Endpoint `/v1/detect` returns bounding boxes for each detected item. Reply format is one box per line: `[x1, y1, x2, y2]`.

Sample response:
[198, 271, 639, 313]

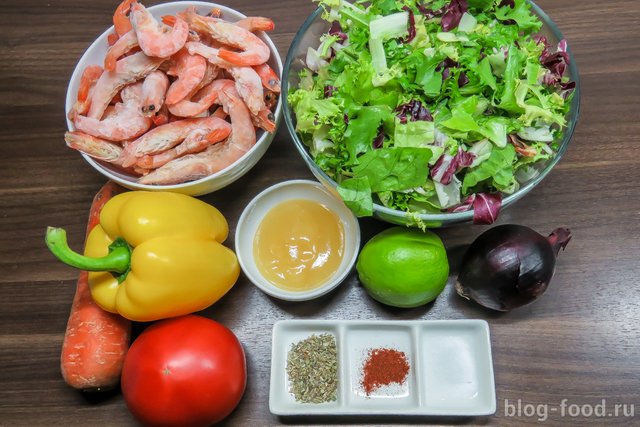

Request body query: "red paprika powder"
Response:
[361, 347, 410, 395]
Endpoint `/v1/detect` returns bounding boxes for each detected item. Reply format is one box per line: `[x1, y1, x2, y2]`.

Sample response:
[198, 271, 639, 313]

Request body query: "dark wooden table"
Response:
[1, 0, 638, 425]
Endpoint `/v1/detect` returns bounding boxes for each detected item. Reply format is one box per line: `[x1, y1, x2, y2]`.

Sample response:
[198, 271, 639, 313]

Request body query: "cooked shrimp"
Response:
[165, 49, 207, 105]
[88, 51, 164, 119]
[141, 70, 169, 116]
[226, 66, 264, 116]
[136, 124, 231, 169]
[264, 90, 278, 110]
[76, 65, 103, 103]
[185, 41, 226, 65]
[185, 42, 267, 116]
[139, 82, 256, 185]
[68, 65, 103, 120]
[235, 17, 275, 32]
[152, 104, 170, 126]
[119, 116, 231, 167]
[167, 79, 226, 118]
[253, 62, 280, 93]
[104, 30, 138, 72]
[74, 82, 152, 141]
[183, 12, 270, 66]
[187, 43, 276, 131]
[205, 8, 223, 19]
[130, 2, 189, 58]
[252, 108, 277, 133]
[113, 0, 136, 37]
[65, 131, 125, 166]
[107, 32, 120, 47]
[211, 106, 227, 119]
[102, 105, 118, 119]
[196, 62, 219, 91]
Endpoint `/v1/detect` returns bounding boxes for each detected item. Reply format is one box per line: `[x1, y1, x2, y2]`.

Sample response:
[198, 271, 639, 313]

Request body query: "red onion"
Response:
[455, 225, 571, 311]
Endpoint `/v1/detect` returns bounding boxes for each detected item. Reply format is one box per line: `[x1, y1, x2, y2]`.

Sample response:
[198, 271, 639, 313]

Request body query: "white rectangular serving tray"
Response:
[269, 319, 496, 417]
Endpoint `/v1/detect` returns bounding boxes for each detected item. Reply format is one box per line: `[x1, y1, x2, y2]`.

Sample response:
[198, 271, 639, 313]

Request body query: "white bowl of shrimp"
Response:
[65, 1, 283, 196]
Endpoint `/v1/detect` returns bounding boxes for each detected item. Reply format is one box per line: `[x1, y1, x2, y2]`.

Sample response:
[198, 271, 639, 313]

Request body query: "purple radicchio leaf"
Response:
[540, 39, 572, 89]
[541, 39, 570, 75]
[329, 21, 348, 43]
[431, 148, 476, 185]
[560, 80, 576, 99]
[437, 58, 459, 71]
[431, 153, 452, 182]
[534, 35, 550, 58]
[542, 51, 569, 79]
[343, 114, 349, 125]
[498, 0, 515, 7]
[441, 0, 468, 32]
[449, 194, 476, 213]
[417, 3, 446, 19]
[558, 39, 568, 53]
[472, 192, 502, 224]
[458, 71, 470, 87]
[401, 6, 417, 44]
[324, 85, 337, 98]
[372, 126, 385, 149]
[395, 100, 433, 124]
[542, 72, 557, 86]
[437, 58, 459, 81]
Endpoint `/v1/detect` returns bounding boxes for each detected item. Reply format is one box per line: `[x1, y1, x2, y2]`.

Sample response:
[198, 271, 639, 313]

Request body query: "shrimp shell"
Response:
[88, 52, 164, 120]
[130, 2, 189, 59]
[119, 116, 231, 167]
[183, 12, 270, 67]
[139, 82, 256, 185]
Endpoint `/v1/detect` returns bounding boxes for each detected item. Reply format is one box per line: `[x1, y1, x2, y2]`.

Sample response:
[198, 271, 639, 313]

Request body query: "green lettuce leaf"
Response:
[352, 147, 432, 192]
[344, 105, 393, 161]
[515, 81, 566, 126]
[479, 117, 509, 147]
[497, 45, 525, 113]
[288, 88, 341, 133]
[462, 144, 516, 193]
[414, 54, 444, 97]
[440, 108, 481, 133]
[495, 0, 543, 32]
[477, 56, 497, 90]
[394, 120, 435, 147]
[337, 176, 373, 217]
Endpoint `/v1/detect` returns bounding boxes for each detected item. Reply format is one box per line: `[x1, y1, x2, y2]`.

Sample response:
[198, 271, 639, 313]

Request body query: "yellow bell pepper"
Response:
[45, 191, 240, 322]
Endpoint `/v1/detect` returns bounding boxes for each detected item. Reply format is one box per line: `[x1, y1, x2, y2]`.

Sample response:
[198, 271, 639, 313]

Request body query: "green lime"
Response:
[356, 227, 449, 308]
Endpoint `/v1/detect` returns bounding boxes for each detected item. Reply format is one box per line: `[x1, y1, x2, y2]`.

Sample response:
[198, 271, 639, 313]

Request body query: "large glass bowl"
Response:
[282, 1, 580, 227]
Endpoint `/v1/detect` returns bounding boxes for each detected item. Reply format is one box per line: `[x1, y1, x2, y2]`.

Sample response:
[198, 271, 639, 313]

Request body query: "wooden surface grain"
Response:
[1, 0, 639, 426]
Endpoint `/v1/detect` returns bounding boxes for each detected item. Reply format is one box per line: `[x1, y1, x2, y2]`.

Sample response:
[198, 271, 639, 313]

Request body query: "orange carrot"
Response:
[60, 181, 132, 391]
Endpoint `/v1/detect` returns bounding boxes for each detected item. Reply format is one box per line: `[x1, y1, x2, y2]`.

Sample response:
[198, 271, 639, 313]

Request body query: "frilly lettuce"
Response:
[289, 0, 574, 223]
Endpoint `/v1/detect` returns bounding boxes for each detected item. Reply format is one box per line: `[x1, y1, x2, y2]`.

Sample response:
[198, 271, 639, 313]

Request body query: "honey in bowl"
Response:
[254, 199, 345, 292]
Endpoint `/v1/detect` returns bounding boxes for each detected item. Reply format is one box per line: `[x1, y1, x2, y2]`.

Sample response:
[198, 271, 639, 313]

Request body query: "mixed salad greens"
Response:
[288, 0, 575, 224]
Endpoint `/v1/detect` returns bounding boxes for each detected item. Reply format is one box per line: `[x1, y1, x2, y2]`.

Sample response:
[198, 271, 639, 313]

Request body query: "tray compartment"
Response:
[418, 320, 496, 415]
[342, 323, 418, 410]
[270, 321, 342, 414]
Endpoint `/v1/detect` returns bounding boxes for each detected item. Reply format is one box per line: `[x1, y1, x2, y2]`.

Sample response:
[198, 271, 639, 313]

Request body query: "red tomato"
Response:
[121, 315, 246, 427]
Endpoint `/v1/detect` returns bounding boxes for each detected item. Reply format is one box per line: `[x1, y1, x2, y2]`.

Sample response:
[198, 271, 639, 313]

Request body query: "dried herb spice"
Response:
[361, 347, 410, 395]
[286, 333, 338, 403]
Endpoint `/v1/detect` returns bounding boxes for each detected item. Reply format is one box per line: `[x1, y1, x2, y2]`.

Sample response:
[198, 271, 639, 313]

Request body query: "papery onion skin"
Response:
[455, 225, 571, 311]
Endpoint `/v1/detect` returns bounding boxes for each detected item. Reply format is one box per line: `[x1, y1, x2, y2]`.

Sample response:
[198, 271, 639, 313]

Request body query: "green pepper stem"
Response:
[45, 226, 131, 274]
